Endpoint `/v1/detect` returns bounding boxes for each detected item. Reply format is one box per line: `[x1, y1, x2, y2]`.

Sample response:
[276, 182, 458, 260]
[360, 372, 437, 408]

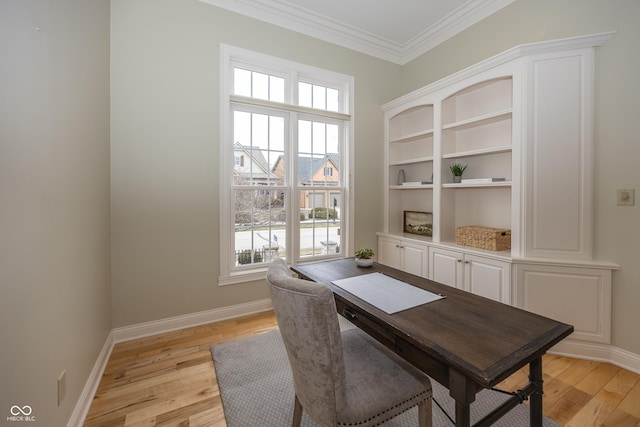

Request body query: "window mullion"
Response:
[289, 111, 300, 264]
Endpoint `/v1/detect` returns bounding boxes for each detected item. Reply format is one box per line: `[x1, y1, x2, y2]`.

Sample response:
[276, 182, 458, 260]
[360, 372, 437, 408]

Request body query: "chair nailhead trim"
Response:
[337, 390, 432, 426]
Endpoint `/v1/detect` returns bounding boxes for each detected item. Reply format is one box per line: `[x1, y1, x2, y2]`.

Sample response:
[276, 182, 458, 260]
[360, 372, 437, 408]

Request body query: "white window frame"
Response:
[219, 44, 355, 285]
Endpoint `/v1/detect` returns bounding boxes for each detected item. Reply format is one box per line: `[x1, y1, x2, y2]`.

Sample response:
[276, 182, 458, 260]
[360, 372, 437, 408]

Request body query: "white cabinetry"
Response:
[513, 263, 612, 344]
[377, 33, 619, 350]
[429, 246, 510, 303]
[377, 234, 428, 278]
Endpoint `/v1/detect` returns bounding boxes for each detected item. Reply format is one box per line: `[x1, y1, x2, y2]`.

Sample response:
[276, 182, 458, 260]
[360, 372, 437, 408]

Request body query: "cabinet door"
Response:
[402, 242, 427, 278]
[429, 247, 463, 289]
[522, 51, 594, 260]
[513, 263, 611, 344]
[465, 255, 511, 303]
[378, 237, 402, 270]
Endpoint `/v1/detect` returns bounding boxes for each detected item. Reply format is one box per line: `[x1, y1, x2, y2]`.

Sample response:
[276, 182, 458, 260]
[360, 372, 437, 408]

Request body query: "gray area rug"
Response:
[211, 318, 562, 427]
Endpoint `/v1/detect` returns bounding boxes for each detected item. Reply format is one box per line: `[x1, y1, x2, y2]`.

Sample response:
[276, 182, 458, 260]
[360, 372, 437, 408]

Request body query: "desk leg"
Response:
[449, 368, 476, 427]
[529, 357, 543, 427]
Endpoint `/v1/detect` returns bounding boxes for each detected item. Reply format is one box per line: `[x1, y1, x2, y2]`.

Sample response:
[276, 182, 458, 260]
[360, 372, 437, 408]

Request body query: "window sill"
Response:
[218, 267, 269, 286]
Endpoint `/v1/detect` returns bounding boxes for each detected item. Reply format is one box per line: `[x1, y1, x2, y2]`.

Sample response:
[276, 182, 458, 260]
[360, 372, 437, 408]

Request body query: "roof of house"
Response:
[233, 142, 279, 180]
[297, 154, 340, 184]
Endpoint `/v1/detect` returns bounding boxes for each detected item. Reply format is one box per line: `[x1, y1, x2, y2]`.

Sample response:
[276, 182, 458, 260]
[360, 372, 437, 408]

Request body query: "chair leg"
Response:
[418, 398, 432, 427]
[292, 395, 303, 427]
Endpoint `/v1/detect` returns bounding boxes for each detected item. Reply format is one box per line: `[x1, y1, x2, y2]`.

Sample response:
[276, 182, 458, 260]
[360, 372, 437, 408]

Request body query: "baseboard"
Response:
[67, 331, 114, 427]
[111, 298, 274, 343]
[551, 339, 640, 374]
[610, 346, 640, 374]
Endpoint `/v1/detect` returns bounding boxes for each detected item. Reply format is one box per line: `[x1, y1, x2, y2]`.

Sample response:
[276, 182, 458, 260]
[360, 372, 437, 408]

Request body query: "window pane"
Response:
[252, 72, 269, 100]
[233, 111, 251, 145]
[235, 189, 287, 265]
[299, 82, 341, 112]
[312, 85, 326, 110]
[234, 68, 251, 97]
[327, 88, 339, 112]
[327, 123, 339, 156]
[312, 122, 326, 156]
[234, 111, 285, 186]
[270, 76, 285, 103]
[297, 120, 341, 187]
[299, 190, 341, 259]
[299, 82, 312, 108]
[298, 120, 312, 154]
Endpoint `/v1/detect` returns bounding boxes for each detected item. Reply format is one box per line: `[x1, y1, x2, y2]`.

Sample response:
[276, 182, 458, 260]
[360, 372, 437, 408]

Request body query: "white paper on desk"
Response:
[331, 272, 444, 314]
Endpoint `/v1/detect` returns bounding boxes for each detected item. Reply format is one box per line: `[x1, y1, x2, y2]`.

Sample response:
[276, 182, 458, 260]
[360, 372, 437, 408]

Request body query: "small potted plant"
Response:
[449, 163, 468, 183]
[354, 248, 375, 267]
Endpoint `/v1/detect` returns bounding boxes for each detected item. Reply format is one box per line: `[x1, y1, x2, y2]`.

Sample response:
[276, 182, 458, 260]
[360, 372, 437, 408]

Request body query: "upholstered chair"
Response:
[266, 258, 432, 427]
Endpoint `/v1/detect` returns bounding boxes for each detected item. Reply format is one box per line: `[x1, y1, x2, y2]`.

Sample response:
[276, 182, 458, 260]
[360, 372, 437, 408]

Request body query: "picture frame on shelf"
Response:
[404, 211, 433, 237]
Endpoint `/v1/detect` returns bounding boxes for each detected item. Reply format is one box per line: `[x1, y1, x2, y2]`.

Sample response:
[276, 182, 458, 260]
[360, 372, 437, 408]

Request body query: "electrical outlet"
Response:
[617, 188, 635, 206]
[57, 370, 66, 406]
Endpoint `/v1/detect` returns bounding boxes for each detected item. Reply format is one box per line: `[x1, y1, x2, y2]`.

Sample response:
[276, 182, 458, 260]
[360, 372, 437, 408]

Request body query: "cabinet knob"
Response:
[457, 259, 462, 263]
[464, 260, 470, 264]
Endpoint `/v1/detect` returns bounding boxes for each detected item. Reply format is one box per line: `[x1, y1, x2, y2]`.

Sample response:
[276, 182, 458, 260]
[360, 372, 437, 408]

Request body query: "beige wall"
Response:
[109, 0, 401, 327]
[0, 0, 111, 425]
[401, 0, 640, 355]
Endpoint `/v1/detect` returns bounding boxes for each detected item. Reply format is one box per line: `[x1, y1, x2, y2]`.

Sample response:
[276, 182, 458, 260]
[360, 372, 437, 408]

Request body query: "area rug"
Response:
[211, 318, 562, 427]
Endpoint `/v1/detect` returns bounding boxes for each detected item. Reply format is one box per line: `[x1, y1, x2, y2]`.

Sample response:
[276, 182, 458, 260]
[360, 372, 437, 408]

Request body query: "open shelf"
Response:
[442, 109, 511, 131]
[442, 145, 512, 159]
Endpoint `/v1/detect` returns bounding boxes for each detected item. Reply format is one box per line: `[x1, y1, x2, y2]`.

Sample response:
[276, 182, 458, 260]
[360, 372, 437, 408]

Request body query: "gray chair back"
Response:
[266, 258, 344, 426]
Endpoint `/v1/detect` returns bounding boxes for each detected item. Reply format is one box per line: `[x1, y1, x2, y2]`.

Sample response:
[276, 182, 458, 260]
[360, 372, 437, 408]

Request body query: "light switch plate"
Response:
[617, 188, 635, 206]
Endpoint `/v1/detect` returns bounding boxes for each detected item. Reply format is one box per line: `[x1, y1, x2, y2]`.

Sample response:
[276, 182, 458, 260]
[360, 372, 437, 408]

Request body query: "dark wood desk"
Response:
[291, 258, 573, 427]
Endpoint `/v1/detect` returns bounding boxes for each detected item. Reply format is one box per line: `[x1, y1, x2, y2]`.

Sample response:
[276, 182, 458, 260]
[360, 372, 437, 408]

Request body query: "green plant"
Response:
[310, 207, 338, 219]
[449, 163, 468, 176]
[237, 249, 262, 265]
[354, 247, 375, 259]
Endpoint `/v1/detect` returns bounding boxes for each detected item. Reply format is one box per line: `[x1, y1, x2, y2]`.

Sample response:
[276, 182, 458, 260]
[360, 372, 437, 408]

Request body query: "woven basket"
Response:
[455, 226, 511, 251]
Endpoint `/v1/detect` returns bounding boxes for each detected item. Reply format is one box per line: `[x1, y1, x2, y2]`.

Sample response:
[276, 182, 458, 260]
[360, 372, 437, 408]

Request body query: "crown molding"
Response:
[382, 31, 617, 111]
[402, 0, 516, 63]
[199, 0, 516, 65]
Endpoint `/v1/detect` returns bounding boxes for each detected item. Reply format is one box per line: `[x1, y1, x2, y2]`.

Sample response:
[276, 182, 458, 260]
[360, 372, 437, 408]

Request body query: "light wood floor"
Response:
[84, 311, 640, 426]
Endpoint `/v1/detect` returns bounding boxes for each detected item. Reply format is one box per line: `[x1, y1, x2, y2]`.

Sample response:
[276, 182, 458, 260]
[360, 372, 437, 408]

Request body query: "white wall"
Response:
[401, 0, 640, 355]
[109, 0, 402, 327]
[0, 0, 111, 425]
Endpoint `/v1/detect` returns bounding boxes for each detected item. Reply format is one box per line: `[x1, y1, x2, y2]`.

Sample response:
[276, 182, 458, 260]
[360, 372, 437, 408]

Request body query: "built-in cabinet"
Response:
[429, 246, 510, 304]
[513, 262, 612, 344]
[378, 235, 428, 278]
[378, 33, 619, 350]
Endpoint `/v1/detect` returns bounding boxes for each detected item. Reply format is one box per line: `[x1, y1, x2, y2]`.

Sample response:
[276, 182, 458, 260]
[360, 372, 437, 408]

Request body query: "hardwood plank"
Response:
[188, 407, 226, 427]
[565, 397, 615, 427]
[575, 363, 621, 395]
[602, 407, 640, 427]
[597, 368, 640, 408]
[545, 386, 591, 426]
[618, 379, 640, 419]
[556, 358, 599, 386]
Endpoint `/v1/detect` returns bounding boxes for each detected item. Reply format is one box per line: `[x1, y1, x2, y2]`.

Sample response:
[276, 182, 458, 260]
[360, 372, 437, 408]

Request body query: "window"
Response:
[220, 45, 354, 284]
